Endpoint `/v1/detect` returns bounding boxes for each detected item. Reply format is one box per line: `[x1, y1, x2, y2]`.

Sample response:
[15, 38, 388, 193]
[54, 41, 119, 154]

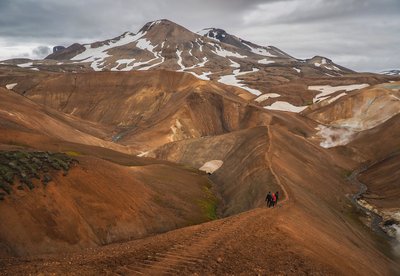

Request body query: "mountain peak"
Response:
[197, 28, 228, 41]
[138, 19, 191, 35]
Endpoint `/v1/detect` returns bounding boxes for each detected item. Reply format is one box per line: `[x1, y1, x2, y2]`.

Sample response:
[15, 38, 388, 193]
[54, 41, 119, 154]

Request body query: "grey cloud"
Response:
[32, 45, 51, 58]
[0, 0, 398, 71]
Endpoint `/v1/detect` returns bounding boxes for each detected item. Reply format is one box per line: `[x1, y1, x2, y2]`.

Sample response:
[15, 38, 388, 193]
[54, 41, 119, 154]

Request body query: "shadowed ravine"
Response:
[348, 153, 400, 257]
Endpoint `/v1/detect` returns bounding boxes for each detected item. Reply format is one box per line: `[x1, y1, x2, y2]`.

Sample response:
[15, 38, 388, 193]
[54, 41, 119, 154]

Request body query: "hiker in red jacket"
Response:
[271, 192, 276, 208]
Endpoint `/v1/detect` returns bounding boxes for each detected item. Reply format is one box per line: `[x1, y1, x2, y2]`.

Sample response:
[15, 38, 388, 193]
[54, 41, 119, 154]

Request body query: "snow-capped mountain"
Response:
[380, 69, 400, 76]
[1, 19, 359, 111]
[42, 19, 350, 78]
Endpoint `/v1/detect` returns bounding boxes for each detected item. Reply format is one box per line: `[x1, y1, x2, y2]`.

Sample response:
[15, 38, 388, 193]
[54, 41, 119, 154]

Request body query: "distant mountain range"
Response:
[380, 69, 400, 76]
[0, 19, 396, 113]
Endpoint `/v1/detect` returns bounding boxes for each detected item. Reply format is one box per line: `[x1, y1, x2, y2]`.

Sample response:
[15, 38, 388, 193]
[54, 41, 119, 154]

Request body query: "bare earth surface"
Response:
[0, 203, 340, 276]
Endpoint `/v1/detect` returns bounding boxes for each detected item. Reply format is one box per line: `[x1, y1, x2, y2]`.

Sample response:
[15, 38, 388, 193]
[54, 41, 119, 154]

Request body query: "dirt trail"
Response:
[2, 205, 309, 275]
[266, 125, 289, 203]
[114, 210, 261, 275]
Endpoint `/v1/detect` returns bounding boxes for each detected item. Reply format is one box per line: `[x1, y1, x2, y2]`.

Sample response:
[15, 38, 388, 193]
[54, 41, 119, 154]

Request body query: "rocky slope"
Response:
[1, 19, 373, 112]
[0, 18, 399, 275]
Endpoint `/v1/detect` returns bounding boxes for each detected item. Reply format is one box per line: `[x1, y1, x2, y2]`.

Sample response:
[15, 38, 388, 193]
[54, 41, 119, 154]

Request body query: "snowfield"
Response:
[309, 84, 370, 103]
[71, 30, 150, 71]
[264, 101, 308, 113]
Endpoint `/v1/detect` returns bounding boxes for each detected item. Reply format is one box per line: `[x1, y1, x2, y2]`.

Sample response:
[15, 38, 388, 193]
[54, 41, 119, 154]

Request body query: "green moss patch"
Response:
[0, 151, 78, 200]
[197, 182, 218, 220]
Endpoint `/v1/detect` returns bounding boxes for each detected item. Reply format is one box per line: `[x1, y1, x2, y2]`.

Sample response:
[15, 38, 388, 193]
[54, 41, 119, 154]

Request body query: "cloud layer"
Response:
[0, 0, 399, 71]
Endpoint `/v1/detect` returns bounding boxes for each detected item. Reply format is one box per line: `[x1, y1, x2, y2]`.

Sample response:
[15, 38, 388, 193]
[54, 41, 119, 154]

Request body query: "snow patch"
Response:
[212, 44, 247, 58]
[111, 58, 136, 71]
[264, 101, 307, 113]
[135, 38, 157, 56]
[18, 62, 33, 68]
[199, 160, 223, 174]
[218, 68, 261, 96]
[314, 58, 327, 67]
[255, 93, 280, 103]
[309, 84, 370, 103]
[137, 151, 149, 157]
[138, 57, 164, 70]
[176, 49, 184, 70]
[293, 67, 301, 73]
[197, 57, 208, 67]
[5, 83, 17, 90]
[188, 71, 212, 80]
[229, 59, 240, 68]
[242, 42, 277, 57]
[71, 31, 147, 71]
[258, 59, 275, 65]
[195, 38, 204, 52]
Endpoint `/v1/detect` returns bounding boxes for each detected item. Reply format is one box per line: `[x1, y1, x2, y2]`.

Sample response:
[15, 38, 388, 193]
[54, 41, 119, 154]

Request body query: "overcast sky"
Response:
[0, 0, 399, 72]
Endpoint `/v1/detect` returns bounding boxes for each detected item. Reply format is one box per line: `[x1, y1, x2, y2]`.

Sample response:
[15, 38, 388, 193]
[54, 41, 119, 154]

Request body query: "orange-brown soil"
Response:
[0, 69, 399, 275]
[359, 153, 400, 210]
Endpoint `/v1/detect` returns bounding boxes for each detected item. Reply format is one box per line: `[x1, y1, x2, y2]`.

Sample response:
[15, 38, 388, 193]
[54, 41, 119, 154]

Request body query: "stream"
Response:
[348, 163, 400, 262]
[348, 166, 390, 239]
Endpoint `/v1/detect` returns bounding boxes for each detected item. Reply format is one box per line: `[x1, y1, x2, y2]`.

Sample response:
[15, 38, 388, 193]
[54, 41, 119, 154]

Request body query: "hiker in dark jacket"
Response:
[265, 191, 272, 207]
[275, 191, 280, 206]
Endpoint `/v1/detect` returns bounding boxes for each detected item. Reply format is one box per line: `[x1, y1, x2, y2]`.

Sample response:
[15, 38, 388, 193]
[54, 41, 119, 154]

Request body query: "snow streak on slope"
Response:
[313, 58, 342, 71]
[111, 59, 136, 71]
[230, 59, 240, 68]
[212, 44, 247, 58]
[309, 84, 370, 103]
[258, 59, 275, 65]
[218, 68, 261, 96]
[71, 31, 148, 71]
[187, 71, 212, 80]
[242, 42, 277, 57]
[135, 38, 157, 55]
[176, 49, 186, 71]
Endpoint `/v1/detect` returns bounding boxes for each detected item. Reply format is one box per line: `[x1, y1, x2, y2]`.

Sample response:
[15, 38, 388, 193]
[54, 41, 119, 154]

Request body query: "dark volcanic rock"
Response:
[45, 43, 85, 60]
[53, 46, 66, 53]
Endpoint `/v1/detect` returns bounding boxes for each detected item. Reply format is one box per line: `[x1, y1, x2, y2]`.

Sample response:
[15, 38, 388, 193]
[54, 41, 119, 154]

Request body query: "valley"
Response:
[0, 19, 399, 275]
